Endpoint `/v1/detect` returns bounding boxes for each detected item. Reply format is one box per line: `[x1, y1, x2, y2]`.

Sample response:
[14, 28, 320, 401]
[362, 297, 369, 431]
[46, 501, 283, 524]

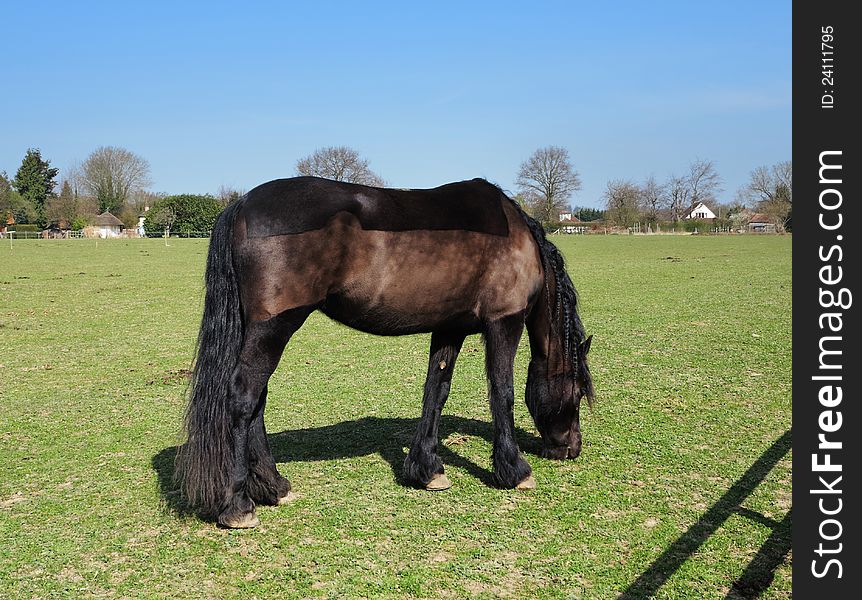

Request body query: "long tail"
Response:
[174, 198, 246, 516]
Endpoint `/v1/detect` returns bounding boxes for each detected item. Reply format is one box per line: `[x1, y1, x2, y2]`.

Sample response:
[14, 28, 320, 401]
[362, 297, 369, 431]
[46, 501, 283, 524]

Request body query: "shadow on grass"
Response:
[620, 429, 792, 599]
[152, 422, 792, 595]
[152, 415, 543, 516]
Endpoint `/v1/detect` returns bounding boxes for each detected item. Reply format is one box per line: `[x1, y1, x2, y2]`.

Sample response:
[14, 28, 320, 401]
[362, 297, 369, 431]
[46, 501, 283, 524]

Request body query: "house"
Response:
[94, 211, 124, 238]
[747, 213, 776, 233]
[558, 212, 587, 234]
[684, 201, 716, 221]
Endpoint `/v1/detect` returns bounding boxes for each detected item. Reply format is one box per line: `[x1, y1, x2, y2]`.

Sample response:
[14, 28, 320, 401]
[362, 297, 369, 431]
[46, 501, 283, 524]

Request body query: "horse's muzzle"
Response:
[541, 444, 580, 460]
[541, 428, 581, 460]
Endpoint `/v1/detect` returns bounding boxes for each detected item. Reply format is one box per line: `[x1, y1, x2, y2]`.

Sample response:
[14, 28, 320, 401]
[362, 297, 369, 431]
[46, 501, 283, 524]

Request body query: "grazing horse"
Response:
[176, 176, 594, 528]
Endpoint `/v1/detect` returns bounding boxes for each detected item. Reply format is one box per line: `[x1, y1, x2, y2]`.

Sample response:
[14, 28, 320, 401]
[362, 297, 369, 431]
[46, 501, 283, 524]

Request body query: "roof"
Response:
[559, 215, 582, 223]
[684, 200, 716, 217]
[748, 213, 770, 223]
[94, 211, 124, 227]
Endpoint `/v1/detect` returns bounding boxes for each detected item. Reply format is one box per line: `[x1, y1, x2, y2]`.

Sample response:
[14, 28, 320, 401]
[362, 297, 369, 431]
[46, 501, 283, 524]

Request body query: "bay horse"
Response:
[176, 176, 594, 528]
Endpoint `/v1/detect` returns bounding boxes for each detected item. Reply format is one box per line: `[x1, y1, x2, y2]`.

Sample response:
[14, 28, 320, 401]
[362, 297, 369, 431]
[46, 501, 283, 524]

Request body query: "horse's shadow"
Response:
[151, 415, 543, 515]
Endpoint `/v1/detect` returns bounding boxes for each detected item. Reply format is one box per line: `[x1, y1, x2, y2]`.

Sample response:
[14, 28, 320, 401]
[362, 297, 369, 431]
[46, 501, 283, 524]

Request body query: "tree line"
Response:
[1, 145, 791, 234]
[511, 148, 791, 232]
[599, 158, 791, 232]
[1, 147, 157, 230]
[0, 147, 239, 234]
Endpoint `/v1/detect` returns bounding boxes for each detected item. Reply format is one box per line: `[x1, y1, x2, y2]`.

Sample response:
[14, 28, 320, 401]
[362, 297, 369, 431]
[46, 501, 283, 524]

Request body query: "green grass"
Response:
[0, 234, 791, 598]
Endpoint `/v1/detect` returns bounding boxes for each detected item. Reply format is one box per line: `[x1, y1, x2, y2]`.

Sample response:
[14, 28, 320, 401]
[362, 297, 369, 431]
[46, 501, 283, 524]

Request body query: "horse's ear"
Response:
[580, 335, 593, 355]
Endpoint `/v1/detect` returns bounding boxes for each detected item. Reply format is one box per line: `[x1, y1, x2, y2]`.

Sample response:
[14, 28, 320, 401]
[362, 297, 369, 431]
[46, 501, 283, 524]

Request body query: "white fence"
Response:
[1, 230, 213, 240]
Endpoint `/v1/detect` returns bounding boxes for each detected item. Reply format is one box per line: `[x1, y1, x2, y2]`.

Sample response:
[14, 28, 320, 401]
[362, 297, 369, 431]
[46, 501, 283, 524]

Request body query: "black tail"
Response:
[513, 202, 595, 406]
[175, 198, 246, 516]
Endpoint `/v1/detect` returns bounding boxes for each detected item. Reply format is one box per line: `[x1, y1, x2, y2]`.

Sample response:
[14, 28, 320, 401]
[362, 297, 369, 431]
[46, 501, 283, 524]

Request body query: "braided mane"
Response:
[510, 200, 595, 405]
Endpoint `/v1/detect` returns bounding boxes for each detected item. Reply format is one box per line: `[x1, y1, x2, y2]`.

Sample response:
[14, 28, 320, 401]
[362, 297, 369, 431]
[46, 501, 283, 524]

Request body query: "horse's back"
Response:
[241, 177, 508, 238]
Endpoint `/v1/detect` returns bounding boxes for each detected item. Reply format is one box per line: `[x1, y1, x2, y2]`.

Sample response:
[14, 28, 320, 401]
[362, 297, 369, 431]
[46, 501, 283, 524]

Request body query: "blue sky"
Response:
[1, 1, 791, 208]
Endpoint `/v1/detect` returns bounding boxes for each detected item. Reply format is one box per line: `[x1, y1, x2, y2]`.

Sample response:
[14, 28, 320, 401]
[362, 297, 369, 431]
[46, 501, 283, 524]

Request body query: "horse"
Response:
[175, 176, 594, 528]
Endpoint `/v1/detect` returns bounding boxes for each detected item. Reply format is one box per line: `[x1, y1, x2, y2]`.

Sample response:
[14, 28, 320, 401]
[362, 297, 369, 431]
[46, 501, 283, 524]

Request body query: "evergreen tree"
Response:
[1, 171, 38, 224]
[570, 206, 605, 222]
[12, 148, 59, 224]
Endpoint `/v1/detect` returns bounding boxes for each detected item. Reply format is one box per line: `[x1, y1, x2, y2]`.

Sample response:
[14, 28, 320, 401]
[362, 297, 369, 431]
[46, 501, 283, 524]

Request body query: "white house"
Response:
[558, 212, 587, 234]
[684, 202, 716, 220]
[94, 211, 124, 238]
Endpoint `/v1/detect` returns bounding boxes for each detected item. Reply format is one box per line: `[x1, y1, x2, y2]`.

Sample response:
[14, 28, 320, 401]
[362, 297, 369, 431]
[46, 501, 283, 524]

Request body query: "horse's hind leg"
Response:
[245, 384, 292, 506]
[484, 314, 534, 489]
[403, 330, 466, 489]
[219, 307, 311, 528]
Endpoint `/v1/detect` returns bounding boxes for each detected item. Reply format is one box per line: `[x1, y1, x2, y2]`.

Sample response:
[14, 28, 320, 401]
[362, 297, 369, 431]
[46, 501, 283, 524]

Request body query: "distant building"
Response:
[558, 212, 587, 234]
[684, 202, 716, 221]
[747, 213, 776, 233]
[94, 211, 124, 238]
[137, 205, 150, 237]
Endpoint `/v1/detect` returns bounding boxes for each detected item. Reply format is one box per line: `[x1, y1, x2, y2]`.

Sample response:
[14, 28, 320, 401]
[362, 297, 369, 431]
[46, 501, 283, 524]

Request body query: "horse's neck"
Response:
[525, 285, 565, 375]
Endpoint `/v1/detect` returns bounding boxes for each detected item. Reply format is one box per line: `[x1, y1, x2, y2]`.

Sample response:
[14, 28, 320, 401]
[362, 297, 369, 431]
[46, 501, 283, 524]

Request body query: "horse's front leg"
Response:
[484, 314, 535, 489]
[403, 330, 466, 490]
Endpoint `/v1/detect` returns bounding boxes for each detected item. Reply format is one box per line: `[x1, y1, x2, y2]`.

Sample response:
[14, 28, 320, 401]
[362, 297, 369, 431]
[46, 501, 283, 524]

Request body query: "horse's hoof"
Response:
[425, 473, 452, 491]
[515, 475, 536, 490]
[219, 511, 260, 529]
[277, 491, 298, 505]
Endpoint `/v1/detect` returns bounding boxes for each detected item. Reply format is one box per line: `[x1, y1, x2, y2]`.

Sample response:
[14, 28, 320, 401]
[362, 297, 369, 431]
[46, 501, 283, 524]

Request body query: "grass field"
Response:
[0, 234, 791, 598]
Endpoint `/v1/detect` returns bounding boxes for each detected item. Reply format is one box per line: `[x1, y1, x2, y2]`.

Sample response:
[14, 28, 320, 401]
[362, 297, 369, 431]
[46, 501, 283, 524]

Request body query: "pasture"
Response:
[0, 234, 791, 598]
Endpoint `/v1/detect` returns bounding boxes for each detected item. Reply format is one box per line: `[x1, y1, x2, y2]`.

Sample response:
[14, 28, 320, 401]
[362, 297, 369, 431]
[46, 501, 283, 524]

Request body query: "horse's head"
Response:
[525, 334, 593, 460]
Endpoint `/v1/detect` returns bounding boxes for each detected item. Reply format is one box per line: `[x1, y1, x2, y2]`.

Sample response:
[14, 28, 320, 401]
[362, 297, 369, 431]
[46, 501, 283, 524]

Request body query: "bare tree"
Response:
[217, 184, 246, 206]
[296, 146, 385, 186]
[665, 174, 691, 222]
[604, 179, 641, 227]
[774, 160, 792, 199]
[512, 190, 541, 212]
[740, 161, 792, 230]
[746, 162, 792, 205]
[127, 189, 162, 213]
[516, 146, 581, 225]
[64, 160, 87, 199]
[687, 158, 723, 205]
[639, 175, 666, 224]
[662, 160, 723, 222]
[79, 146, 152, 214]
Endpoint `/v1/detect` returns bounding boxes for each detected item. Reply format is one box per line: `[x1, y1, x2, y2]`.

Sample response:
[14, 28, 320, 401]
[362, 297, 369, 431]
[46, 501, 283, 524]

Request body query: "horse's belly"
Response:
[323, 227, 536, 333]
[320, 291, 482, 336]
